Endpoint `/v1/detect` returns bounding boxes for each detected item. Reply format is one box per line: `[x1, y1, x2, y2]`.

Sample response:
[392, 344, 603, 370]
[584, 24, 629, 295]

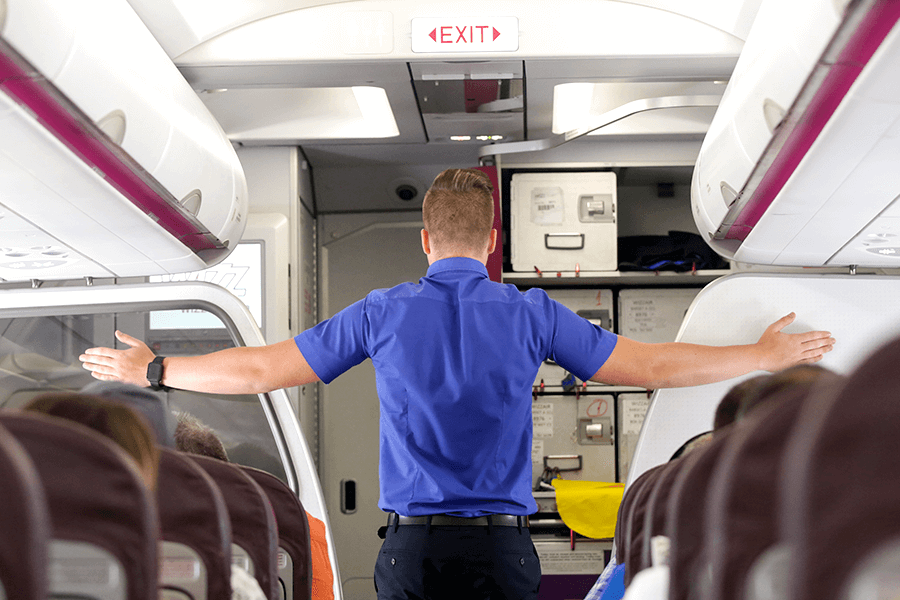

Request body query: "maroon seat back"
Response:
[640, 457, 687, 571]
[0, 423, 50, 600]
[666, 428, 733, 600]
[623, 464, 666, 586]
[781, 336, 900, 600]
[240, 466, 313, 600]
[0, 411, 158, 600]
[190, 454, 280, 600]
[157, 448, 233, 599]
[703, 373, 840, 600]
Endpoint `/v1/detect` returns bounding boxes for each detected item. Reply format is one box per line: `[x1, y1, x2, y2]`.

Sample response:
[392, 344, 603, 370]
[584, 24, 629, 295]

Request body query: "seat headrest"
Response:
[0, 412, 158, 600]
[0, 423, 50, 600]
[781, 335, 900, 600]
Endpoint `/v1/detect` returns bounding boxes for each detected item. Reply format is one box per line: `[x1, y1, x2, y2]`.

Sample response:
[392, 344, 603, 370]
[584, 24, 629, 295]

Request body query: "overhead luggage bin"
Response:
[692, 0, 900, 267]
[0, 0, 247, 282]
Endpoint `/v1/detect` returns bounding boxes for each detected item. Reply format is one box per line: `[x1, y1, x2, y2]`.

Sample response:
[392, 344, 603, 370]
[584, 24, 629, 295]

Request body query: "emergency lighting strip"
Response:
[716, 0, 900, 241]
[0, 37, 225, 254]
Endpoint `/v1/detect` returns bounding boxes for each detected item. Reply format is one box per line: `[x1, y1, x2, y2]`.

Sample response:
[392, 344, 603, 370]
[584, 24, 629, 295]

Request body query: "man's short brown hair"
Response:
[174, 412, 229, 462]
[422, 168, 494, 254]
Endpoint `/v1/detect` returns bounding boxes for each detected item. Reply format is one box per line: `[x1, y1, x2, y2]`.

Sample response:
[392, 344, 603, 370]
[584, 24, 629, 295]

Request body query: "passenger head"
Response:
[80, 381, 175, 447]
[174, 412, 229, 462]
[734, 364, 840, 421]
[670, 431, 713, 460]
[714, 375, 769, 430]
[23, 392, 159, 491]
[421, 168, 494, 259]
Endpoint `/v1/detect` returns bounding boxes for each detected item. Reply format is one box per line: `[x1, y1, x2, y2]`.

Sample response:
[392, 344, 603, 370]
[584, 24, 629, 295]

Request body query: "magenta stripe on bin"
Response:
[725, 0, 900, 240]
[0, 40, 222, 252]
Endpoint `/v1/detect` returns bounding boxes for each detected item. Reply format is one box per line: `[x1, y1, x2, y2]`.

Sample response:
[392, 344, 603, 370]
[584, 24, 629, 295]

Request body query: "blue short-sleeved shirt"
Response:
[295, 257, 617, 516]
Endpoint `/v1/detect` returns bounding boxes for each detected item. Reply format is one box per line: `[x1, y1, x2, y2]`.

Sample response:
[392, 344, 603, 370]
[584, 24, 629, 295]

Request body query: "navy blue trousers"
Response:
[374, 523, 541, 600]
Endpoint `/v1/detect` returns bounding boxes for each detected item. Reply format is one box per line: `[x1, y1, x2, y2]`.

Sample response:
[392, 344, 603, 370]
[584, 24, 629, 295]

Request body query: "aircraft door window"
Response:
[0, 306, 286, 484]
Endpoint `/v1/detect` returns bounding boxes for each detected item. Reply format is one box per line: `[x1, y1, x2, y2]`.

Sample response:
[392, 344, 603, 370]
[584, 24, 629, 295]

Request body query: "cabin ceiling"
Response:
[123, 0, 761, 210]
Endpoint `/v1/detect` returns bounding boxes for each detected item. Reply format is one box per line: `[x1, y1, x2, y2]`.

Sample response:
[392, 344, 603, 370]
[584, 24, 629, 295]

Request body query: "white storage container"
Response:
[511, 172, 617, 272]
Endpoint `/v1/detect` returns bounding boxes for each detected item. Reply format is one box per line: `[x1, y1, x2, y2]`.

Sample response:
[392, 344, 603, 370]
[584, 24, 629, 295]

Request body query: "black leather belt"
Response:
[387, 512, 527, 527]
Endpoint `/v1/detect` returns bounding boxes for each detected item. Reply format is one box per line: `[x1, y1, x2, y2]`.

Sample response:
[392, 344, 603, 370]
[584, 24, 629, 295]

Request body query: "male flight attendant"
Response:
[81, 168, 834, 600]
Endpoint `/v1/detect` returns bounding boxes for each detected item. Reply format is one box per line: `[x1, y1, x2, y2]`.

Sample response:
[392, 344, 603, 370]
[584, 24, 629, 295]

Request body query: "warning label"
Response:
[533, 403, 554, 438]
[534, 548, 608, 575]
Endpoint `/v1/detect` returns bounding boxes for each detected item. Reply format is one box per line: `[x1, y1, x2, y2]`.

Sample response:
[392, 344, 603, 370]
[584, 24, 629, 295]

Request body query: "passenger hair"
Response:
[23, 392, 160, 491]
[670, 430, 713, 460]
[422, 168, 494, 255]
[735, 363, 840, 421]
[80, 380, 175, 448]
[174, 411, 229, 462]
[714, 375, 769, 430]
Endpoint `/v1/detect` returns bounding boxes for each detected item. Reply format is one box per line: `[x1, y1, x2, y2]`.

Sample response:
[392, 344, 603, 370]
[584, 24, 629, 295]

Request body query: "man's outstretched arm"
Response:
[80, 330, 320, 394]
[590, 313, 835, 389]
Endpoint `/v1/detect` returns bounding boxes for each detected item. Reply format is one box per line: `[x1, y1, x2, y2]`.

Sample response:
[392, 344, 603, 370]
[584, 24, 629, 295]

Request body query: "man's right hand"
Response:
[80, 330, 156, 387]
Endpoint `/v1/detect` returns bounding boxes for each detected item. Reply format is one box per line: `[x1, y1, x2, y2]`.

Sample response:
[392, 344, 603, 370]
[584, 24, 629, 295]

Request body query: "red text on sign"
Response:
[428, 26, 502, 44]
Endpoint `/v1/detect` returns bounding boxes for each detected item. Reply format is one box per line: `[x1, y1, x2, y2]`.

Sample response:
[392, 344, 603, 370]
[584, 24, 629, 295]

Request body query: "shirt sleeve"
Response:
[294, 297, 370, 384]
[547, 299, 618, 382]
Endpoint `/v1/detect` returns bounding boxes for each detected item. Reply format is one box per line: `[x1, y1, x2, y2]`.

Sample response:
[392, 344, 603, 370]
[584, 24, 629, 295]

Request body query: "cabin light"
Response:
[450, 135, 472, 141]
[476, 135, 490, 141]
[351, 86, 400, 137]
[200, 88, 228, 94]
[199, 86, 400, 140]
[552, 83, 595, 133]
[552, 81, 723, 135]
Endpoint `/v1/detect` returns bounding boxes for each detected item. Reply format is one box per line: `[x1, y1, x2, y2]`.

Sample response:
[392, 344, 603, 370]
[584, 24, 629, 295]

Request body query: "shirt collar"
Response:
[426, 256, 488, 278]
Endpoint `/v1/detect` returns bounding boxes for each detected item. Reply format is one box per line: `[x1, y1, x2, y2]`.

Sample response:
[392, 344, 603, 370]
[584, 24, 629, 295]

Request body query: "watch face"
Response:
[147, 363, 163, 385]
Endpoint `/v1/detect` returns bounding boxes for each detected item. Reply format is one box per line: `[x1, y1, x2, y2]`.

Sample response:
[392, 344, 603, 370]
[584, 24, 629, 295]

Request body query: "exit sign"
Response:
[411, 17, 519, 53]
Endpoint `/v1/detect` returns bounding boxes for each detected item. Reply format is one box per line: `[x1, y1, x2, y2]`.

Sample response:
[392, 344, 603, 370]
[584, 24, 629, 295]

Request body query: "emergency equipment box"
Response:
[511, 172, 617, 272]
[618, 288, 700, 343]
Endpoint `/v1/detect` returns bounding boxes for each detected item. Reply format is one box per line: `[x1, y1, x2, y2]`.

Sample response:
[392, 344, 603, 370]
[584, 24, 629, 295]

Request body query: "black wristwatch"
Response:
[146, 356, 167, 391]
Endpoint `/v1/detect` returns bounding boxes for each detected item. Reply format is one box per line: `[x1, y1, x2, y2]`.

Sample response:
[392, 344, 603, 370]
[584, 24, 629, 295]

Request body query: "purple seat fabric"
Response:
[157, 448, 233, 599]
[0, 411, 159, 600]
[190, 454, 280, 600]
[640, 457, 687, 571]
[623, 464, 667, 586]
[615, 465, 663, 566]
[666, 428, 734, 600]
[703, 370, 841, 600]
[0, 423, 50, 600]
[780, 336, 900, 600]
[240, 466, 313, 600]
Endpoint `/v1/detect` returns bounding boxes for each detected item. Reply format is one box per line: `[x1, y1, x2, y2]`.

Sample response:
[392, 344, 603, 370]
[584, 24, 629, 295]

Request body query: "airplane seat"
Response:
[665, 428, 734, 600]
[743, 543, 792, 600]
[240, 465, 313, 600]
[0, 412, 158, 600]
[779, 336, 900, 600]
[703, 373, 840, 600]
[839, 537, 900, 600]
[639, 457, 687, 571]
[623, 464, 667, 587]
[189, 454, 280, 600]
[157, 448, 233, 600]
[0, 423, 50, 600]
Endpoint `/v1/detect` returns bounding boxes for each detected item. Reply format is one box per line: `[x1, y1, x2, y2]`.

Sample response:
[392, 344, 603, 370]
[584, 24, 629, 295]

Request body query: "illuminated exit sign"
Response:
[411, 17, 519, 53]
